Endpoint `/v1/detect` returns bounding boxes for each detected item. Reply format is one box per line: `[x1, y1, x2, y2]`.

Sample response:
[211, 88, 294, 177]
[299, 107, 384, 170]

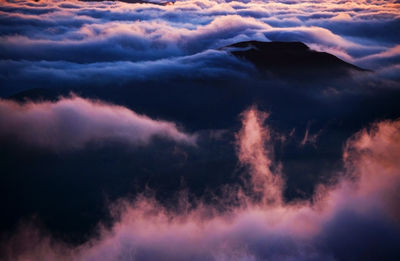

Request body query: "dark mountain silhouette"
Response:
[222, 41, 367, 79]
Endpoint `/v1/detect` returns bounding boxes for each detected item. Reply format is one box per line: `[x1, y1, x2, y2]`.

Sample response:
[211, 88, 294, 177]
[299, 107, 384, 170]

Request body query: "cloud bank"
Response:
[0, 96, 196, 149]
[1, 0, 399, 96]
[1, 0, 400, 260]
[3, 107, 400, 261]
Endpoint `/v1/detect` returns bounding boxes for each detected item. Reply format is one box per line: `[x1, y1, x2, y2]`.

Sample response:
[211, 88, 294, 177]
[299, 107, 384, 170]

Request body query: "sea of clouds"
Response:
[1, 0, 400, 95]
[1, 1, 400, 260]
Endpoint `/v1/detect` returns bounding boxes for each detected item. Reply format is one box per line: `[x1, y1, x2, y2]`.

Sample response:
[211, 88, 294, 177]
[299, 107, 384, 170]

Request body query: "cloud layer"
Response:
[3, 107, 400, 261]
[0, 96, 196, 149]
[1, 0, 399, 96]
[1, 1, 400, 260]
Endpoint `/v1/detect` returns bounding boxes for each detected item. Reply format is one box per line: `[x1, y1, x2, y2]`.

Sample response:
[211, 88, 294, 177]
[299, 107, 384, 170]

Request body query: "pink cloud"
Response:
[236, 107, 283, 205]
[0, 95, 196, 150]
[3, 107, 400, 260]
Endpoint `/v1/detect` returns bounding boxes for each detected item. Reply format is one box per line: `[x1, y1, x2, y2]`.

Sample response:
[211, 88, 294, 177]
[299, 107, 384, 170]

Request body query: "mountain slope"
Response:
[222, 41, 367, 79]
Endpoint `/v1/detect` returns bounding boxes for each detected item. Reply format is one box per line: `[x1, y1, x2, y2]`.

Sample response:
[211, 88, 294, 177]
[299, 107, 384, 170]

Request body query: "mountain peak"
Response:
[222, 41, 366, 79]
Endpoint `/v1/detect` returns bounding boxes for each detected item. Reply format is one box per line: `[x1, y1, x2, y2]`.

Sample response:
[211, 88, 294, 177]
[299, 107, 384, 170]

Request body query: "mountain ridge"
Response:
[221, 40, 367, 78]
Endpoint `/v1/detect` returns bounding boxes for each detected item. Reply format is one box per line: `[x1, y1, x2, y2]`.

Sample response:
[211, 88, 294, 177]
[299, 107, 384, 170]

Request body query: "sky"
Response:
[0, 0, 400, 260]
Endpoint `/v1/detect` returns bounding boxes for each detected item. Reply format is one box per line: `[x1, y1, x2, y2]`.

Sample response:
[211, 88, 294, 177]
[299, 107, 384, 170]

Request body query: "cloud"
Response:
[356, 45, 400, 68]
[1, 0, 400, 259]
[2, 107, 400, 260]
[0, 49, 255, 96]
[300, 124, 321, 147]
[0, 14, 268, 63]
[235, 107, 283, 204]
[0, 0, 398, 68]
[0, 95, 196, 150]
[0, 0, 398, 101]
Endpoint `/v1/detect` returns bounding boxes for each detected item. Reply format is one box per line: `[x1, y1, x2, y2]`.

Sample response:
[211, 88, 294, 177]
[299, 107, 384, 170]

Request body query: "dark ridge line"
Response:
[221, 40, 370, 73]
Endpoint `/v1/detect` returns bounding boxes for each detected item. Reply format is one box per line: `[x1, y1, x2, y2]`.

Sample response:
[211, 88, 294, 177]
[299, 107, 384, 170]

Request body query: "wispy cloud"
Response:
[0, 95, 196, 149]
[3, 107, 400, 260]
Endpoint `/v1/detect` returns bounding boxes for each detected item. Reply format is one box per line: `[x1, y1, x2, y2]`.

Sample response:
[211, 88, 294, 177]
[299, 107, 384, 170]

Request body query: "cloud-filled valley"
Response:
[0, 0, 400, 260]
[3, 107, 400, 261]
